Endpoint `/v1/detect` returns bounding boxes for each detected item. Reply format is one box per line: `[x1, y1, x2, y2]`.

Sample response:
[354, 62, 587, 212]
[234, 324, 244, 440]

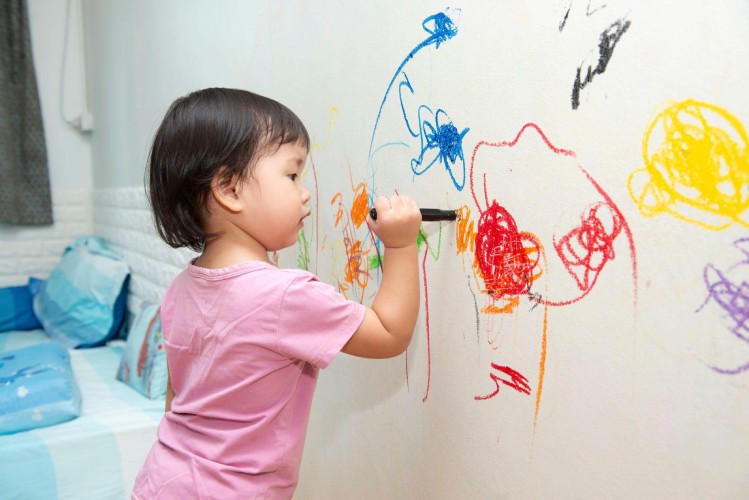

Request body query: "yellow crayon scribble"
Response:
[628, 99, 749, 230]
[311, 107, 339, 154]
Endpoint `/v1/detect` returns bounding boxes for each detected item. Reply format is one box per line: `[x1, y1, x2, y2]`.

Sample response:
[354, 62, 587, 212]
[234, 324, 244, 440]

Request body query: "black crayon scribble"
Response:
[571, 18, 631, 109]
[559, 2, 572, 31]
[559, 0, 607, 32]
[467, 274, 481, 346]
[586, 0, 607, 16]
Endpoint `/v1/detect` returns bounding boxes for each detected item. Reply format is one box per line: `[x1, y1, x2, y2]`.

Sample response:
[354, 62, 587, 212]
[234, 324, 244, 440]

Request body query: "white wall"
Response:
[0, 0, 94, 286]
[83, 0, 282, 188]
[28, 0, 93, 191]
[77, 1, 749, 498]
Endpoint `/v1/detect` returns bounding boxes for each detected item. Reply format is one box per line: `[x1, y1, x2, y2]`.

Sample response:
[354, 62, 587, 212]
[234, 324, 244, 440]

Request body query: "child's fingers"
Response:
[375, 194, 391, 212]
[367, 194, 388, 227]
[394, 195, 420, 218]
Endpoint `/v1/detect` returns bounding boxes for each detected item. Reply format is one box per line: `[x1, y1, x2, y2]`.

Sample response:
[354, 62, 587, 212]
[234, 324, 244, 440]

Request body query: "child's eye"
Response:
[289, 174, 298, 181]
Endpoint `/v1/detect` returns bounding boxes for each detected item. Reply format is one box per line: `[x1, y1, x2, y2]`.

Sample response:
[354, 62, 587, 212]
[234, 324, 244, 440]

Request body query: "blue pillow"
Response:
[33, 236, 130, 349]
[116, 303, 167, 399]
[0, 342, 81, 434]
[0, 278, 44, 332]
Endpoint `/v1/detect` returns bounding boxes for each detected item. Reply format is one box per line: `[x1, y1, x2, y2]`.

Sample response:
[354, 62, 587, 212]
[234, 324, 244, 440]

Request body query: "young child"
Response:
[132, 88, 422, 499]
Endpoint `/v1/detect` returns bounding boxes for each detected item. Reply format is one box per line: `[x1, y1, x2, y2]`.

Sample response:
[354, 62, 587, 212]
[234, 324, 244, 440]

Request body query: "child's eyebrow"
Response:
[287, 156, 306, 167]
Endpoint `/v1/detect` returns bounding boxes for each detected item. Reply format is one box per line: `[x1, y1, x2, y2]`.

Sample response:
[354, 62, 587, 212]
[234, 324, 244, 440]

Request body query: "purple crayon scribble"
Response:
[711, 360, 749, 375]
[697, 238, 749, 374]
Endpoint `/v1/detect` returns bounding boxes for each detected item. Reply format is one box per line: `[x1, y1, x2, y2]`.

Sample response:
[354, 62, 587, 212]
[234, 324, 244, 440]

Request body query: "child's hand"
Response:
[366, 194, 422, 249]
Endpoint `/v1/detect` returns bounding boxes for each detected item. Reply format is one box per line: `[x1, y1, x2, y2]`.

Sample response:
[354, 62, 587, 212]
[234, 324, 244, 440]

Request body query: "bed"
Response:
[0, 330, 164, 499]
[0, 237, 167, 499]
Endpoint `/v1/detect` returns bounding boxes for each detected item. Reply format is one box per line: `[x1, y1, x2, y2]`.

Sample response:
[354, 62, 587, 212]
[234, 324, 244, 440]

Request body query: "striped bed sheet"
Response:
[0, 330, 164, 499]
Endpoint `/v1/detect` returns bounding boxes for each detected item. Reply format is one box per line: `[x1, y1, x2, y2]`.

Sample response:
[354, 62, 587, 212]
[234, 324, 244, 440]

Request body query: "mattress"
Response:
[0, 330, 164, 499]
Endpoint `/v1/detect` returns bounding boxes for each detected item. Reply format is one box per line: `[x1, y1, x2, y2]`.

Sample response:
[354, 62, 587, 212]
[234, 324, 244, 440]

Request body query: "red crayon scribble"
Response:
[563, 164, 638, 307]
[475, 201, 542, 306]
[421, 241, 432, 403]
[306, 155, 320, 275]
[464, 122, 637, 432]
[469, 123, 576, 213]
[550, 202, 623, 305]
[475, 363, 532, 400]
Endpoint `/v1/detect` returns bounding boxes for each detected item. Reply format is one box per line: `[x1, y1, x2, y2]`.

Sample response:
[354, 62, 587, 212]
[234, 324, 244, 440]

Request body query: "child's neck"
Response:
[194, 236, 273, 269]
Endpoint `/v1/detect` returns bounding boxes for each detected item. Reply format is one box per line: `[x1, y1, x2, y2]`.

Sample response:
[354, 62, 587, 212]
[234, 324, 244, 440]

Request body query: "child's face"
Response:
[237, 142, 311, 252]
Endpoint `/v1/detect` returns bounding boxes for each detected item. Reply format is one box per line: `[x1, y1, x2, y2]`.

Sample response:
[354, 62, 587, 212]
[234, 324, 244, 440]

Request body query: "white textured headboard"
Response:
[0, 189, 93, 288]
[93, 187, 197, 314]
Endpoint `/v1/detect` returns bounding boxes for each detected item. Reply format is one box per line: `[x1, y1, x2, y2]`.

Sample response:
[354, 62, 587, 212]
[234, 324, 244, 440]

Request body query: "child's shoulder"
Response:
[274, 266, 317, 280]
[181, 260, 326, 294]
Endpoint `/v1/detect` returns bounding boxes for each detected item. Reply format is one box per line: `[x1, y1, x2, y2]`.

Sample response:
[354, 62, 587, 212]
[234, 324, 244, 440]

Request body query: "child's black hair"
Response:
[147, 88, 310, 251]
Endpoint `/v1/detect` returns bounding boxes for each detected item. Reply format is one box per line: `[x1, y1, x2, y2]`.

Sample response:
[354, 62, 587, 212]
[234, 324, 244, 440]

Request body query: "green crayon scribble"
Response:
[297, 231, 310, 271]
[417, 230, 426, 250]
[417, 224, 443, 261]
[369, 254, 381, 270]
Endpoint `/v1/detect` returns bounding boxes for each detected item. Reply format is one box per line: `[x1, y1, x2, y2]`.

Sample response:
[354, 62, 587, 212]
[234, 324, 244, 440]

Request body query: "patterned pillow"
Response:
[33, 237, 130, 349]
[0, 342, 82, 434]
[116, 303, 167, 399]
[0, 278, 44, 332]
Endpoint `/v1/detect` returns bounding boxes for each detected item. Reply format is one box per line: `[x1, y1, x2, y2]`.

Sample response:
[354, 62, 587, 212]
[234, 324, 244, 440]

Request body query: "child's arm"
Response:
[341, 194, 422, 359]
[165, 371, 174, 412]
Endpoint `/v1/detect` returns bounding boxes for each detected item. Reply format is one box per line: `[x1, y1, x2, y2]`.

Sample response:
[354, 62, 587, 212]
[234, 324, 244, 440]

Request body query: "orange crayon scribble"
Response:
[331, 193, 346, 227]
[482, 296, 519, 314]
[330, 185, 373, 304]
[343, 240, 369, 290]
[534, 300, 548, 430]
[629, 99, 749, 230]
[350, 183, 369, 228]
[455, 204, 487, 302]
[455, 204, 477, 255]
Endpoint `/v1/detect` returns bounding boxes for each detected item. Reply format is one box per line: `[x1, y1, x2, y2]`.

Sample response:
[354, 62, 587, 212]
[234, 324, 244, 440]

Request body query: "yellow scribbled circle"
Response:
[629, 99, 749, 230]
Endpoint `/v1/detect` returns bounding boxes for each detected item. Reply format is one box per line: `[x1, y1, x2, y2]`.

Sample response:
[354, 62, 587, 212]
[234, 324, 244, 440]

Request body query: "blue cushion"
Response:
[0, 343, 81, 434]
[116, 302, 167, 399]
[33, 236, 130, 349]
[0, 278, 44, 332]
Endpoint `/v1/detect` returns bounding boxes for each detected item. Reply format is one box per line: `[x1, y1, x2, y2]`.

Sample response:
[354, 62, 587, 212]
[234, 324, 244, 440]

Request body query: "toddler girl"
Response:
[132, 88, 421, 499]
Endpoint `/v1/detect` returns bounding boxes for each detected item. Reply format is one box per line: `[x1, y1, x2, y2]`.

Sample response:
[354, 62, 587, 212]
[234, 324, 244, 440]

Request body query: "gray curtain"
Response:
[0, 0, 52, 225]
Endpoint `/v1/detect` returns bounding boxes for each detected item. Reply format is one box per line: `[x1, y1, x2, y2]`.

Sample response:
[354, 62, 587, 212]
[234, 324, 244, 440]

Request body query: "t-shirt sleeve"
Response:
[276, 272, 367, 368]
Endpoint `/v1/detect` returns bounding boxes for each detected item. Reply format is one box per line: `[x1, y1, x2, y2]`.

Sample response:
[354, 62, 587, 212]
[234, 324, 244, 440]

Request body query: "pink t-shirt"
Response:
[132, 261, 366, 499]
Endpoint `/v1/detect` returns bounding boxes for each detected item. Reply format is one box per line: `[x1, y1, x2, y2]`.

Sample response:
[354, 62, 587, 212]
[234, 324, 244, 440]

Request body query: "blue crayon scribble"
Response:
[368, 11, 459, 158]
[398, 72, 468, 190]
[368, 140, 410, 195]
[697, 238, 749, 375]
[408, 105, 469, 190]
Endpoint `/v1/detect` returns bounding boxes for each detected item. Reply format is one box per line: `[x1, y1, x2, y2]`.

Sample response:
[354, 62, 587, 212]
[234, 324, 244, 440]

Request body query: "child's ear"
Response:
[210, 169, 243, 213]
